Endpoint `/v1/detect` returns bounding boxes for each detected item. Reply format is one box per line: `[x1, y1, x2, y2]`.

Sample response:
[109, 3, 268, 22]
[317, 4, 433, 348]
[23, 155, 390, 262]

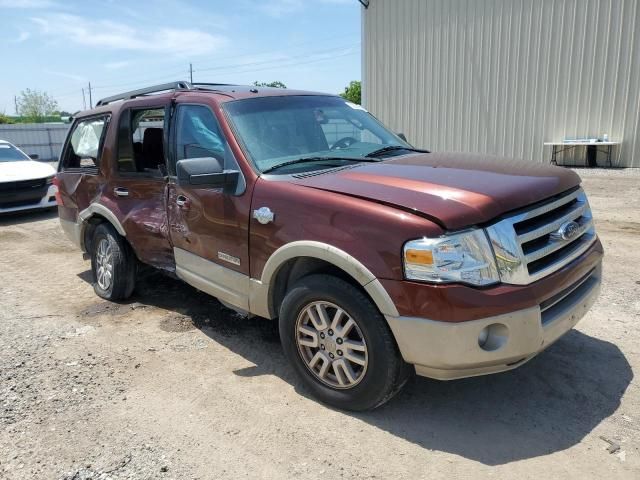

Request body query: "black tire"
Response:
[279, 274, 410, 411]
[90, 223, 136, 301]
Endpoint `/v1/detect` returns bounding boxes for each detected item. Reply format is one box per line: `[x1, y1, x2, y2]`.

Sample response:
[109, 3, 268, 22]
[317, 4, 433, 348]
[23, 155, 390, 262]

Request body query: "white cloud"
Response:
[43, 69, 86, 83]
[258, 0, 304, 18]
[0, 0, 55, 7]
[104, 61, 131, 71]
[255, 0, 355, 18]
[11, 31, 31, 43]
[31, 14, 227, 57]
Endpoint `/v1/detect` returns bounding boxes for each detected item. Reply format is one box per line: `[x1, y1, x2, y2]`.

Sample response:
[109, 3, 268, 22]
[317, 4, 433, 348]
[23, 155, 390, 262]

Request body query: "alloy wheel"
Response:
[295, 301, 368, 389]
[95, 238, 113, 291]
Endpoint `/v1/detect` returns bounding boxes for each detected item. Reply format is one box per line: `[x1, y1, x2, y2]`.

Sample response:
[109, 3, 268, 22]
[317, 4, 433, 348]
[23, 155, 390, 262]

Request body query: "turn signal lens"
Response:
[405, 249, 434, 265]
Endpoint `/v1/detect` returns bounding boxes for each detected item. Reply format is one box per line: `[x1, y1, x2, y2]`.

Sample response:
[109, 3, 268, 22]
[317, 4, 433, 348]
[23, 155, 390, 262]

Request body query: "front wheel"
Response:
[279, 274, 410, 411]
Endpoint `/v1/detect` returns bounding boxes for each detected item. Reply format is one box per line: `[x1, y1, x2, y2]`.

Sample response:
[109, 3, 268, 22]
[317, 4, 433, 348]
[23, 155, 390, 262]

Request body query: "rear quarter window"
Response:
[61, 115, 110, 173]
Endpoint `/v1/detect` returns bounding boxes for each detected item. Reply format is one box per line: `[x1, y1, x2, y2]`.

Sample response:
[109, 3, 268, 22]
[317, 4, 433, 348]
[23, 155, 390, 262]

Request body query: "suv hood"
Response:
[289, 153, 581, 230]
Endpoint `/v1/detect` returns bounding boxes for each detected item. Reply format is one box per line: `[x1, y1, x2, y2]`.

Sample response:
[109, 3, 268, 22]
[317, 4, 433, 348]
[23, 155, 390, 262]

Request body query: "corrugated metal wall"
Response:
[363, 0, 640, 167]
[0, 123, 70, 162]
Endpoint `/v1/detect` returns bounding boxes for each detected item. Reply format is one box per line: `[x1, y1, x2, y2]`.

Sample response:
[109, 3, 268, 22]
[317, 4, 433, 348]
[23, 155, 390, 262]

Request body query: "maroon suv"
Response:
[56, 81, 603, 410]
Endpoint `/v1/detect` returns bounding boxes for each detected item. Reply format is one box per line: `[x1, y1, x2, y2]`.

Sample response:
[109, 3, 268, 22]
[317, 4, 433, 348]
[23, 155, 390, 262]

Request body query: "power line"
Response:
[45, 38, 360, 110]
[91, 68, 188, 91]
[91, 49, 358, 102]
[196, 44, 360, 74]
[139, 32, 360, 75]
[93, 43, 359, 93]
[43, 34, 360, 101]
[53, 36, 360, 96]
[198, 50, 359, 78]
[192, 35, 360, 71]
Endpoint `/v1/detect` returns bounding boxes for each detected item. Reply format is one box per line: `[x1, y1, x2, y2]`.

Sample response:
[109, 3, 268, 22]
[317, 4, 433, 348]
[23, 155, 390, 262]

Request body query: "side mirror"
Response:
[397, 133, 408, 142]
[29, 153, 39, 160]
[176, 156, 239, 192]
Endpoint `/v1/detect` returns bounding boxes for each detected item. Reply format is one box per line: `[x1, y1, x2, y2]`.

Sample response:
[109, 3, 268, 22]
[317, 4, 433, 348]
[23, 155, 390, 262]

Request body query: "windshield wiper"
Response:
[366, 145, 429, 158]
[262, 156, 379, 174]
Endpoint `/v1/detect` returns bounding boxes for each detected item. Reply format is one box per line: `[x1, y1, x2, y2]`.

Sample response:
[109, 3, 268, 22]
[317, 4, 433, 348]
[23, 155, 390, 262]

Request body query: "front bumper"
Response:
[386, 263, 602, 380]
[0, 184, 57, 214]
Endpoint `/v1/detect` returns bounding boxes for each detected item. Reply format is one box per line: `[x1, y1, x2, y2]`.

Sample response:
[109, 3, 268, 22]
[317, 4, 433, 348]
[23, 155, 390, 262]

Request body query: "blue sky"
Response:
[1, 0, 362, 114]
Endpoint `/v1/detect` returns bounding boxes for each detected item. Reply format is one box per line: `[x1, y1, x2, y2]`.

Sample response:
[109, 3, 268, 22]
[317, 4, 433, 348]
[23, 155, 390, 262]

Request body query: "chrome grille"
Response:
[486, 188, 597, 285]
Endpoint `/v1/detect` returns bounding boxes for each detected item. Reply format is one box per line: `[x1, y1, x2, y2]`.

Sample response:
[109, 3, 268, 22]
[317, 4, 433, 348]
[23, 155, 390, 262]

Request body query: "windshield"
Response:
[223, 95, 410, 173]
[0, 144, 30, 162]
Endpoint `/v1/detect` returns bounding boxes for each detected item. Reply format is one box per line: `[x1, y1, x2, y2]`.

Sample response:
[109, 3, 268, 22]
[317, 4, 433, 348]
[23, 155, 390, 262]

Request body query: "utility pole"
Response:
[82, 88, 86, 110]
[189, 63, 193, 83]
[14, 96, 18, 115]
[87, 82, 93, 109]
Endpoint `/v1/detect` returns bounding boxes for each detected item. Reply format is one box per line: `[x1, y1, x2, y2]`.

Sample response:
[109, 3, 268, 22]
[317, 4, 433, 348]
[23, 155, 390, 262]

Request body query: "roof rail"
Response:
[191, 82, 236, 88]
[95, 81, 193, 106]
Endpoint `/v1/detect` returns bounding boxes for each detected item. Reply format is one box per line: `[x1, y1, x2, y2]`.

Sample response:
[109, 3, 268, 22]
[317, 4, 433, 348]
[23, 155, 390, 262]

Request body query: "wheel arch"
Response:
[252, 241, 399, 319]
[78, 204, 127, 252]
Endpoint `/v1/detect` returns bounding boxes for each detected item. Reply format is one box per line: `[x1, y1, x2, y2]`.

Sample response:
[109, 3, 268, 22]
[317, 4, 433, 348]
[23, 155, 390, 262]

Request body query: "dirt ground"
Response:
[1, 168, 639, 479]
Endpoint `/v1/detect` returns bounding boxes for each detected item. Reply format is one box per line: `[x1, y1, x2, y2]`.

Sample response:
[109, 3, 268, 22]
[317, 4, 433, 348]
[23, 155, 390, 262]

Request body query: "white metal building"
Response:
[361, 0, 640, 167]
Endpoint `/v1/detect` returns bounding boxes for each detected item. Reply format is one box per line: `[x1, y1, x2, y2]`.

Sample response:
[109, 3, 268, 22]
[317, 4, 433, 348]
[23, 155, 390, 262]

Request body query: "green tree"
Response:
[253, 81, 287, 89]
[340, 80, 361, 105]
[0, 112, 13, 124]
[16, 89, 59, 122]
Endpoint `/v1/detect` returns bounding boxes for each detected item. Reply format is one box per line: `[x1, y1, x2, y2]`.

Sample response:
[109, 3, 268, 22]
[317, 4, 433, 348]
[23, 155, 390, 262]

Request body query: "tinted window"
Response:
[117, 108, 165, 174]
[0, 144, 29, 162]
[62, 116, 108, 171]
[174, 105, 226, 171]
[172, 104, 245, 193]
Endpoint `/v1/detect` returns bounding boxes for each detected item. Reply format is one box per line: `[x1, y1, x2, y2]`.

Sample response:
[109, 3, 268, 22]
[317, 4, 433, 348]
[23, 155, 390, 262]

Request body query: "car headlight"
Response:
[403, 230, 500, 286]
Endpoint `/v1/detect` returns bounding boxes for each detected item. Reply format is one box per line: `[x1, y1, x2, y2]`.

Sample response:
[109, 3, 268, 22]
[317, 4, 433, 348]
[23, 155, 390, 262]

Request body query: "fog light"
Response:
[478, 323, 509, 351]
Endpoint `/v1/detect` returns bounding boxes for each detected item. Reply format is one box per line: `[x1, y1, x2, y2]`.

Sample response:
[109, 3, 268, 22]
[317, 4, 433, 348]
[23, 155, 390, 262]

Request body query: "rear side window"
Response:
[117, 108, 166, 175]
[62, 116, 109, 172]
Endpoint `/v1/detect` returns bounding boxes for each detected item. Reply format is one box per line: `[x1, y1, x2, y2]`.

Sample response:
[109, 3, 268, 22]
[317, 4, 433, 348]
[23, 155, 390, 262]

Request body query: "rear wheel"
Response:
[279, 274, 410, 411]
[90, 223, 136, 300]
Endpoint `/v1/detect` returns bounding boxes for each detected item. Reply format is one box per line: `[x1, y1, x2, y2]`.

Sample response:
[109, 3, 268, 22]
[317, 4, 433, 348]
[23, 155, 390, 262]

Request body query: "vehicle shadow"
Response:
[0, 208, 57, 226]
[83, 268, 632, 466]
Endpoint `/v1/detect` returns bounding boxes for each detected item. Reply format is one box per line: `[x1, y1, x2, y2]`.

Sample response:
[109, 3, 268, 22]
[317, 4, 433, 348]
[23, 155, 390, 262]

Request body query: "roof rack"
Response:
[95, 81, 193, 106]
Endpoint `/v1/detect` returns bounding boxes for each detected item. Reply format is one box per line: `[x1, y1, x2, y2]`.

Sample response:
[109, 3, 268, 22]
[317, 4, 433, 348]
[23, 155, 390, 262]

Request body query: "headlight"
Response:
[403, 230, 500, 286]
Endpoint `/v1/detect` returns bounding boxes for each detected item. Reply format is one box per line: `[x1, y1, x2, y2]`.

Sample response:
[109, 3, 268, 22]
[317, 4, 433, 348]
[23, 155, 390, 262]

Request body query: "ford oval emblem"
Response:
[555, 221, 580, 241]
[253, 206, 275, 225]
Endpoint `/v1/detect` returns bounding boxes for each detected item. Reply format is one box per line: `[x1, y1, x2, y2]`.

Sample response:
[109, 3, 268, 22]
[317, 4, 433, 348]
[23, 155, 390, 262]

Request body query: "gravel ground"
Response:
[1, 170, 639, 479]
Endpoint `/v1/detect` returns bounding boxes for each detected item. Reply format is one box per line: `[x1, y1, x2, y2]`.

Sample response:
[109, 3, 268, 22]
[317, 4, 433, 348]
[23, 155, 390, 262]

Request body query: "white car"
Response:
[0, 140, 57, 213]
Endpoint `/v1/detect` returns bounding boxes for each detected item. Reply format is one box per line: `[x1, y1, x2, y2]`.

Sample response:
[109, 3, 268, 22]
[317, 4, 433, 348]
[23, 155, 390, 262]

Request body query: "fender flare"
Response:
[76, 203, 126, 250]
[249, 241, 399, 319]
[78, 203, 126, 236]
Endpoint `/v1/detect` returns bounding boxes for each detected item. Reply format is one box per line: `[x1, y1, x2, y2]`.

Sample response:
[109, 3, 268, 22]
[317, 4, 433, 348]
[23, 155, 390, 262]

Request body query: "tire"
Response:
[90, 223, 136, 301]
[279, 274, 410, 411]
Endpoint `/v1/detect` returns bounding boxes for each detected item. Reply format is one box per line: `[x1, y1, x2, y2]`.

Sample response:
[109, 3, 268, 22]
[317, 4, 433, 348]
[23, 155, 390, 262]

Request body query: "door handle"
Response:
[113, 187, 129, 197]
[176, 194, 190, 208]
